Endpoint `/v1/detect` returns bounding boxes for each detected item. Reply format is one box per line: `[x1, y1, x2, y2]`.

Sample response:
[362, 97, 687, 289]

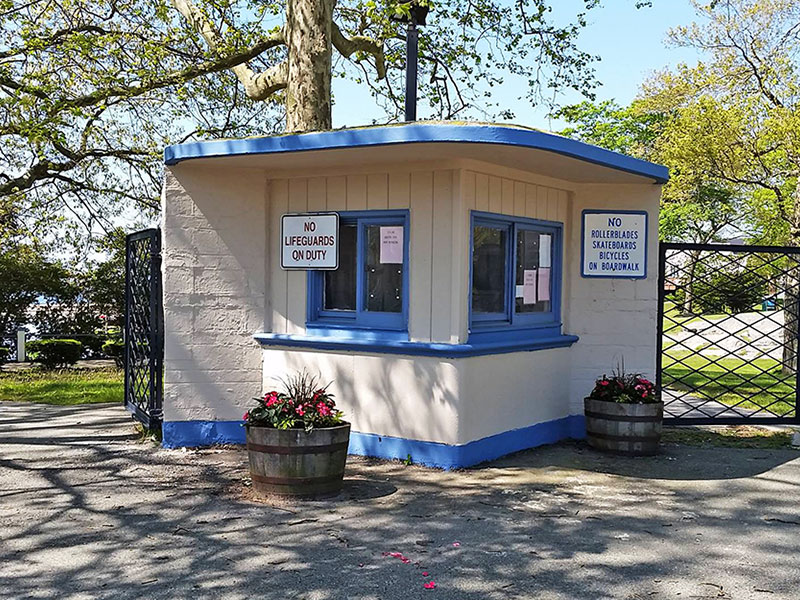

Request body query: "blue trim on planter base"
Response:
[162, 415, 586, 469]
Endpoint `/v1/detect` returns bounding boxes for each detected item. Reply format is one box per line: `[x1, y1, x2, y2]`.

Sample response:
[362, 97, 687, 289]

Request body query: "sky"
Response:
[332, 0, 703, 131]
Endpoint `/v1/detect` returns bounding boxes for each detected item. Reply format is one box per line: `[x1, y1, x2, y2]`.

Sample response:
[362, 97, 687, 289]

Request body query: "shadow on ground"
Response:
[1, 402, 799, 600]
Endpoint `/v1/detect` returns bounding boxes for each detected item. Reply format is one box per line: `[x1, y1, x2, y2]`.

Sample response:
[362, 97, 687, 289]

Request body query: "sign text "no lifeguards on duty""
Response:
[281, 213, 339, 270]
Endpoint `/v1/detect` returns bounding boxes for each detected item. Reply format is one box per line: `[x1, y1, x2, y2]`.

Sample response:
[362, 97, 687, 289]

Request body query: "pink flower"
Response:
[317, 402, 331, 416]
[452, 542, 460, 547]
[243, 411, 249, 421]
[599, 380, 610, 386]
[422, 571, 429, 576]
[296, 405, 305, 416]
[423, 581, 436, 589]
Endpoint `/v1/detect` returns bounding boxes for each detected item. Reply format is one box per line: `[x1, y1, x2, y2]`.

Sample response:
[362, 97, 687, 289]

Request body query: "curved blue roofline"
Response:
[164, 123, 669, 184]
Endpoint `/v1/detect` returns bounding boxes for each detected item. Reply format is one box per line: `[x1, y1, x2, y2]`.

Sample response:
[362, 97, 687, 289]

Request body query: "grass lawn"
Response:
[662, 300, 726, 334]
[663, 350, 795, 416]
[0, 367, 123, 405]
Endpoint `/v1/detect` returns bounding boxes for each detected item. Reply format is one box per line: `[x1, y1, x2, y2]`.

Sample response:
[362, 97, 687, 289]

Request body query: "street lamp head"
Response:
[390, 0, 429, 26]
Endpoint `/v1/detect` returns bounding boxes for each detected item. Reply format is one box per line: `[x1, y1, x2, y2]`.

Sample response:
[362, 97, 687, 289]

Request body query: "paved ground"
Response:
[2, 359, 117, 373]
[2, 403, 800, 600]
[662, 389, 763, 420]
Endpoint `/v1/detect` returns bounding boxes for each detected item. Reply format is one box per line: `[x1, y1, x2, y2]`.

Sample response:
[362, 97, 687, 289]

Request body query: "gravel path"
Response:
[2, 402, 800, 599]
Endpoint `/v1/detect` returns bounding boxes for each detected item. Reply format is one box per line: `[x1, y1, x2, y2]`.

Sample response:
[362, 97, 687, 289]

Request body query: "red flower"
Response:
[599, 380, 610, 386]
[243, 411, 249, 421]
[295, 405, 305, 416]
[423, 581, 436, 589]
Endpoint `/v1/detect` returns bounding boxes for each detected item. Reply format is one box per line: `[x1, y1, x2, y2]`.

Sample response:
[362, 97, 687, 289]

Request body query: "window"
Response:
[308, 210, 409, 332]
[470, 211, 562, 339]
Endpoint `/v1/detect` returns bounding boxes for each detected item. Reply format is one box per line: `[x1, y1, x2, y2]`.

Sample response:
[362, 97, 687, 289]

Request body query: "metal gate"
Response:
[657, 243, 800, 424]
[124, 228, 163, 428]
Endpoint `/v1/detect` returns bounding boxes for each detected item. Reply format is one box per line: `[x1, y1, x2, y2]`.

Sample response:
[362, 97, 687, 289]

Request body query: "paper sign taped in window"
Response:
[539, 234, 552, 268]
[379, 226, 404, 264]
[538, 267, 551, 301]
[523, 269, 537, 304]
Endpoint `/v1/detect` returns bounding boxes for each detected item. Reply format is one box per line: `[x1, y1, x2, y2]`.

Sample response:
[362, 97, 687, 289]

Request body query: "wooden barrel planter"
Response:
[245, 423, 351, 497]
[584, 398, 663, 456]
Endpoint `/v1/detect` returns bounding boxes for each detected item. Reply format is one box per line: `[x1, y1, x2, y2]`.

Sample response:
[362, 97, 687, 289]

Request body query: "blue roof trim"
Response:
[164, 123, 669, 184]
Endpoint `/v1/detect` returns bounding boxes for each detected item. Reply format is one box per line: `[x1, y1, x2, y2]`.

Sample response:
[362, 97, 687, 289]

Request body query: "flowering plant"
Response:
[588, 368, 657, 404]
[243, 371, 344, 432]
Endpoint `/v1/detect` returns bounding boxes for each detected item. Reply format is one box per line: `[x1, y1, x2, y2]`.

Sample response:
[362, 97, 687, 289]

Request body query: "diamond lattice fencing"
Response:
[657, 243, 800, 424]
[124, 229, 163, 428]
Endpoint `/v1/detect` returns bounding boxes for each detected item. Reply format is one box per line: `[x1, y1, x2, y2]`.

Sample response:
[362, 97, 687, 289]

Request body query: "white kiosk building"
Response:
[161, 122, 667, 468]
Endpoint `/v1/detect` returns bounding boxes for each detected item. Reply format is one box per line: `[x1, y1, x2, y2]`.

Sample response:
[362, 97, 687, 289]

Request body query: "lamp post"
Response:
[393, 1, 429, 122]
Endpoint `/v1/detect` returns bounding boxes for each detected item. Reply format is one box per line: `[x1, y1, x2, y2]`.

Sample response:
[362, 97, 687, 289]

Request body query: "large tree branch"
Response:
[0, 24, 110, 60]
[0, 148, 149, 197]
[0, 36, 286, 112]
[170, 0, 288, 100]
[332, 21, 386, 79]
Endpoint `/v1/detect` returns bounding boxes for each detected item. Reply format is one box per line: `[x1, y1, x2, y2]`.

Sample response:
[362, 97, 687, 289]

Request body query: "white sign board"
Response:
[281, 213, 339, 270]
[582, 211, 647, 279]
[379, 226, 404, 264]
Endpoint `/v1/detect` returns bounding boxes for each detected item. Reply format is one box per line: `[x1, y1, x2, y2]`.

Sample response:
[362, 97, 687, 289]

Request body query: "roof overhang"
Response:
[164, 122, 669, 185]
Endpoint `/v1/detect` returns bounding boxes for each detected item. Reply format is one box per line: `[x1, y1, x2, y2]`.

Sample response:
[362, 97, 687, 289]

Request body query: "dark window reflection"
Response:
[472, 225, 507, 314]
[515, 230, 551, 314]
[364, 225, 403, 313]
[324, 224, 357, 310]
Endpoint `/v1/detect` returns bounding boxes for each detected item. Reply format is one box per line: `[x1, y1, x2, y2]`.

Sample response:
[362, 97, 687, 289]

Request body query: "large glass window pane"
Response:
[472, 225, 507, 314]
[364, 225, 403, 313]
[515, 230, 551, 314]
[324, 224, 357, 310]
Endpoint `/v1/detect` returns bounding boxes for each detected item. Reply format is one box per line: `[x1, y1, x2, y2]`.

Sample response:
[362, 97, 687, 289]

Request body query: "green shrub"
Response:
[694, 268, 767, 314]
[102, 338, 124, 368]
[27, 339, 83, 369]
[0, 347, 10, 369]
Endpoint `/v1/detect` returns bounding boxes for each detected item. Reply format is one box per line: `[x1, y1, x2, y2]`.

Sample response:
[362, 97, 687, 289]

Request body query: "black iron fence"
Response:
[657, 242, 800, 424]
[124, 229, 163, 429]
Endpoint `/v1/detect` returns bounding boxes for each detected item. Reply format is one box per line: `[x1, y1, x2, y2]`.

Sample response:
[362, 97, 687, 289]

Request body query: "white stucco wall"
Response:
[162, 166, 266, 422]
[566, 183, 661, 416]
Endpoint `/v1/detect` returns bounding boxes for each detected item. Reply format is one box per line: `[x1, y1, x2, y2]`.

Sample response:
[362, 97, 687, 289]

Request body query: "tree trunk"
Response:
[781, 184, 800, 374]
[285, 0, 333, 132]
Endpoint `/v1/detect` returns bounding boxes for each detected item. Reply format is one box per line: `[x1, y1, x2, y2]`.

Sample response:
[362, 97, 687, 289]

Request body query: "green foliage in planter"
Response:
[0, 347, 10, 369]
[244, 371, 344, 432]
[27, 339, 83, 369]
[589, 367, 657, 404]
[102, 338, 124, 368]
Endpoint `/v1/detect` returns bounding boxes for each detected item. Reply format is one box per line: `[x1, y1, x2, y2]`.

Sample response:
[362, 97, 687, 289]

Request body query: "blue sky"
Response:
[333, 0, 702, 131]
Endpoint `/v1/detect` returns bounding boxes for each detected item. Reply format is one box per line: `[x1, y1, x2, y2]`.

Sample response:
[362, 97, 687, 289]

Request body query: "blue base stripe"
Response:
[162, 420, 246, 448]
[162, 415, 587, 468]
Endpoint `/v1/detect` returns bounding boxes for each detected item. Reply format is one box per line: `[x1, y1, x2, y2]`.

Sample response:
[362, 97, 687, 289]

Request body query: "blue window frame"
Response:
[469, 211, 563, 342]
[307, 210, 410, 334]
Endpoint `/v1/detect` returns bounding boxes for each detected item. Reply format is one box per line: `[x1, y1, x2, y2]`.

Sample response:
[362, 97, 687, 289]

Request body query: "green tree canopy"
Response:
[1, 0, 648, 248]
